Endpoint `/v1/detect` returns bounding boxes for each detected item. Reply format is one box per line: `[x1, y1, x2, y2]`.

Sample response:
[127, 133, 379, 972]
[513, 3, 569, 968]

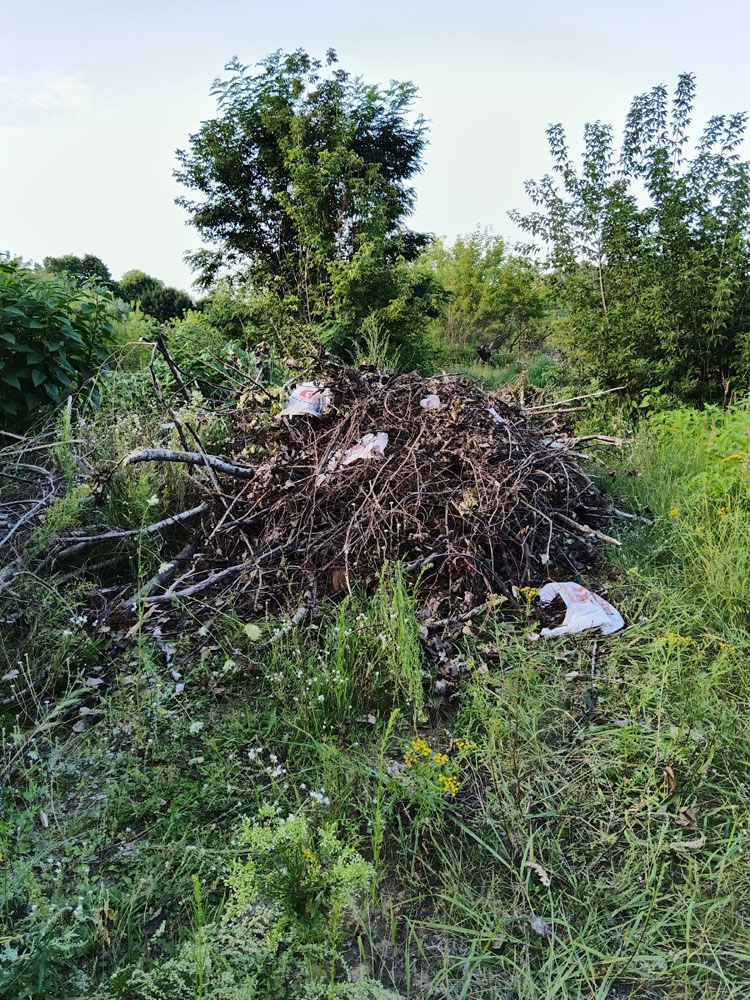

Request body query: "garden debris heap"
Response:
[92, 365, 617, 617]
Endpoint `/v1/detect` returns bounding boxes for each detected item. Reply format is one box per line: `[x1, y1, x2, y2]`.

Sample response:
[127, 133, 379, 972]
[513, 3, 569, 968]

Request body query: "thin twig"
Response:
[52, 503, 208, 560]
[555, 512, 621, 546]
[525, 386, 626, 411]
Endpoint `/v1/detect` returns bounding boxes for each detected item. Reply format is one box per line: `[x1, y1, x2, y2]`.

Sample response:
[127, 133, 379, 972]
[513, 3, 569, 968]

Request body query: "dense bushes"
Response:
[515, 74, 750, 406]
[421, 230, 549, 356]
[116, 269, 193, 322]
[0, 259, 116, 426]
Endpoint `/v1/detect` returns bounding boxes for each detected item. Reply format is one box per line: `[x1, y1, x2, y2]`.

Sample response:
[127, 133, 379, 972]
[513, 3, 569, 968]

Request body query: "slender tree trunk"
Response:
[597, 237, 608, 315]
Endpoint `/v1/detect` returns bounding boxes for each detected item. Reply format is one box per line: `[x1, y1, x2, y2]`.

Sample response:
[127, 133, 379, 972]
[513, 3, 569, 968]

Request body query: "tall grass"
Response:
[4, 399, 750, 998]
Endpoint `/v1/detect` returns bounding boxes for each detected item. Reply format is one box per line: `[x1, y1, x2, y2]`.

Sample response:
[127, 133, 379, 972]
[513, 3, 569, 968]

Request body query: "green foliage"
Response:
[0, 258, 116, 425]
[227, 805, 372, 934]
[176, 49, 428, 297]
[613, 400, 750, 630]
[514, 73, 750, 404]
[324, 247, 447, 371]
[42, 252, 112, 286]
[371, 562, 427, 723]
[263, 563, 428, 733]
[176, 48, 439, 368]
[117, 269, 193, 322]
[225, 807, 373, 996]
[526, 352, 559, 388]
[422, 230, 549, 354]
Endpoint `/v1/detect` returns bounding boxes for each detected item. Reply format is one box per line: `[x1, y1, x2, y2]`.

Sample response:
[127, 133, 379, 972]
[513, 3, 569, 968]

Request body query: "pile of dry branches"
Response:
[1, 363, 634, 630]
[106, 368, 621, 610]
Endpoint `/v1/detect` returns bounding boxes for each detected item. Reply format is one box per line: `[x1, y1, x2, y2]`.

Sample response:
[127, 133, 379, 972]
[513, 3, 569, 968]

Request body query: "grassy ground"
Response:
[2, 392, 750, 999]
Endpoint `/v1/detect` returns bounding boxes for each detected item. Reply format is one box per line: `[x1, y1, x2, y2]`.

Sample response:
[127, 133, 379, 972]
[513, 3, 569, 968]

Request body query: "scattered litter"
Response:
[488, 407, 506, 424]
[420, 394, 442, 409]
[317, 431, 389, 484]
[538, 581, 624, 637]
[341, 432, 388, 465]
[529, 913, 552, 938]
[279, 381, 331, 418]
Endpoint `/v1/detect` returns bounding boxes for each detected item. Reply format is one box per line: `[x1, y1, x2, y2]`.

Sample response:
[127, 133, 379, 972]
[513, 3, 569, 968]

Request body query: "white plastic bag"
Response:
[340, 431, 388, 466]
[279, 382, 331, 418]
[538, 581, 624, 637]
[420, 394, 442, 409]
[316, 432, 389, 485]
[488, 407, 506, 424]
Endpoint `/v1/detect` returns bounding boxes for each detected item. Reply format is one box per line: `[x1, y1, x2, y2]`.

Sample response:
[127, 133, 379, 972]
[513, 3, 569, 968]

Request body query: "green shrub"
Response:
[515, 74, 750, 404]
[324, 245, 446, 373]
[526, 353, 558, 387]
[420, 229, 550, 354]
[227, 806, 372, 933]
[0, 258, 115, 426]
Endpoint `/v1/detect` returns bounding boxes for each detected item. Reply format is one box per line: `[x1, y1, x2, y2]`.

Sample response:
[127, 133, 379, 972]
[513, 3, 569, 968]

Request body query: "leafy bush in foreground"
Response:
[0, 258, 115, 426]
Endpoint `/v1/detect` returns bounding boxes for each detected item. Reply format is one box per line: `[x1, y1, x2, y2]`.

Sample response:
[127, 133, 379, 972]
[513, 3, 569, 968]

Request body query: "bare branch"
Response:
[122, 448, 256, 479]
[555, 512, 621, 546]
[53, 503, 208, 560]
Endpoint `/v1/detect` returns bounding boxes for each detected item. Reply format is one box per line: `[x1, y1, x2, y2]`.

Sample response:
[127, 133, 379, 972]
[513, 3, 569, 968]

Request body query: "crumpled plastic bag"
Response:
[538, 581, 624, 637]
[316, 432, 389, 485]
[279, 382, 331, 418]
[420, 394, 442, 409]
[341, 432, 388, 466]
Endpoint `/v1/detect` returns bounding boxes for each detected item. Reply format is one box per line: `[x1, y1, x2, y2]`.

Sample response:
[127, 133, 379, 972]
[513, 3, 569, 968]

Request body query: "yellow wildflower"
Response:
[453, 738, 474, 752]
[656, 632, 694, 647]
[404, 737, 432, 767]
[438, 774, 459, 796]
[432, 752, 448, 765]
[516, 586, 541, 599]
[668, 507, 679, 517]
[716, 505, 731, 516]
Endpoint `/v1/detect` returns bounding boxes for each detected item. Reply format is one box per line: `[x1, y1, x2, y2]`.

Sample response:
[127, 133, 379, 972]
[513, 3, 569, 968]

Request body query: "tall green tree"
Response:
[513, 74, 750, 404]
[117, 269, 193, 323]
[42, 253, 111, 286]
[422, 230, 548, 352]
[174, 48, 433, 350]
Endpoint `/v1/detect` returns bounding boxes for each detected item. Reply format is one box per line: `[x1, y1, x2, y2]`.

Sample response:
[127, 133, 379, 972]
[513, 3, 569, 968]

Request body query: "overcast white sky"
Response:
[2, 0, 749, 291]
